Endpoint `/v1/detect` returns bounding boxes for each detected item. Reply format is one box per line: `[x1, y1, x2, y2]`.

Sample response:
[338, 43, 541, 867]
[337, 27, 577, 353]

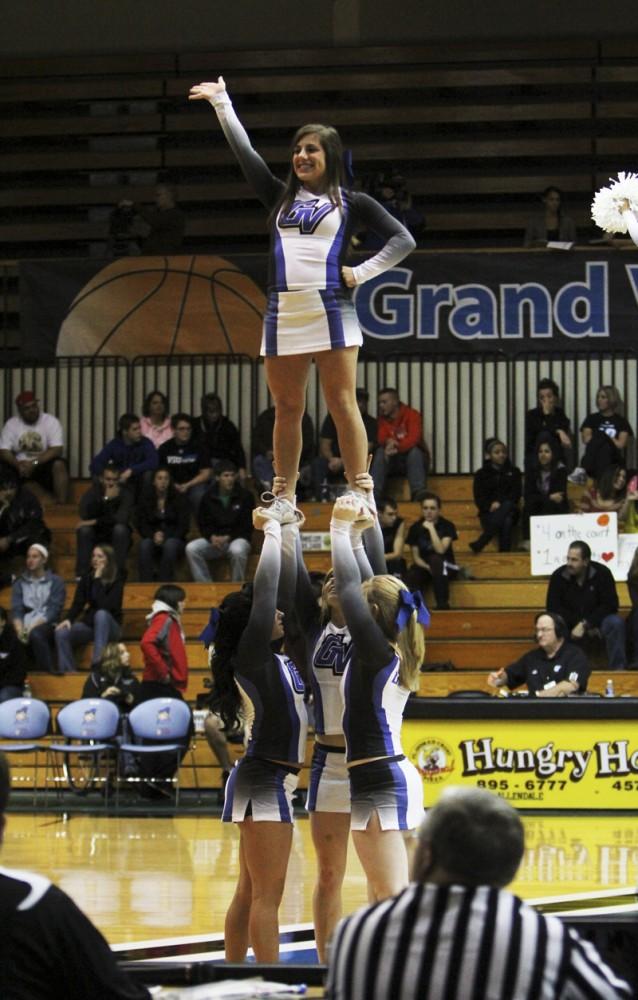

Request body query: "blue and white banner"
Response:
[19, 248, 638, 361]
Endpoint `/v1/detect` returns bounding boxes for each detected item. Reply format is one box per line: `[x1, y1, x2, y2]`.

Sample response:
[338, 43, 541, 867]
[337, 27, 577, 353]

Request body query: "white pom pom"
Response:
[591, 172, 638, 233]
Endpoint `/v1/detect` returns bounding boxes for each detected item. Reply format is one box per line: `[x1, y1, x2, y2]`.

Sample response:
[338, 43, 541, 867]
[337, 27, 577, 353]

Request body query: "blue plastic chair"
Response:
[47, 698, 120, 805]
[0, 697, 50, 805]
[116, 697, 197, 808]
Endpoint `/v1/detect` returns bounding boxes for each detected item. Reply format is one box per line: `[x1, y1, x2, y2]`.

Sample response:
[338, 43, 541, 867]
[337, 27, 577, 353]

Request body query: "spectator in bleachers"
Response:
[252, 404, 314, 498]
[89, 413, 158, 497]
[193, 393, 246, 481]
[118, 183, 185, 255]
[11, 544, 65, 675]
[360, 172, 425, 250]
[136, 585, 191, 798]
[0, 608, 27, 702]
[0, 390, 69, 504]
[578, 465, 637, 521]
[488, 612, 591, 697]
[55, 544, 124, 674]
[138, 585, 189, 701]
[406, 492, 458, 610]
[523, 185, 576, 247]
[0, 467, 51, 588]
[470, 438, 522, 553]
[82, 641, 140, 710]
[185, 461, 254, 582]
[524, 377, 572, 469]
[139, 390, 172, 449]
[546, 540, 626, 670]
[312, 388, 377, 500]
[521, 432, 568, 548]
[370, 388, 429, 502]
[568, 386, 633, 485]
[75, 464, 133, 577]
[158, 412, 212, 513]
[106, 201, 142, 258]
[378, 496, 408, 579]
[136, 468, 190, 582]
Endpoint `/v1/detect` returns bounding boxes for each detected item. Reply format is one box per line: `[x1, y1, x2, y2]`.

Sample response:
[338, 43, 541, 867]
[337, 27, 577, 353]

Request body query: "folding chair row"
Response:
[0, 696, 198, 809]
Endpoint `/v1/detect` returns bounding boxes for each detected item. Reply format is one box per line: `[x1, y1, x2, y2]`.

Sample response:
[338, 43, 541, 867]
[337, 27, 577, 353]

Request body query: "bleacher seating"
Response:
[3, 472, 638, 794]
[2, 38, 638, 263]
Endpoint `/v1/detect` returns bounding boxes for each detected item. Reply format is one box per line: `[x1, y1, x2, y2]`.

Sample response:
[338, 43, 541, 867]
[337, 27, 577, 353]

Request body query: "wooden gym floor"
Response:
[2, 811, 637, 956]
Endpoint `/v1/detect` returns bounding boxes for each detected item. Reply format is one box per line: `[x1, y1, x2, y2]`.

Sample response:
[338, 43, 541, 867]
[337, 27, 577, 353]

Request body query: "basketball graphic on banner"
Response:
[56, 256, 265, 359]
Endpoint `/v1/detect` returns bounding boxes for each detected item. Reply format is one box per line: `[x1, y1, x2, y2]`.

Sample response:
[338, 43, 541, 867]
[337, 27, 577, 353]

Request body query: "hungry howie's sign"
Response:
[405, 719, 638, 810]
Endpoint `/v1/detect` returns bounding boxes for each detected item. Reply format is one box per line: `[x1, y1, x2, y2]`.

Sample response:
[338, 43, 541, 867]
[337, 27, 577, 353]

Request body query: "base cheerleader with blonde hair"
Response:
[330, 493, 429, 901]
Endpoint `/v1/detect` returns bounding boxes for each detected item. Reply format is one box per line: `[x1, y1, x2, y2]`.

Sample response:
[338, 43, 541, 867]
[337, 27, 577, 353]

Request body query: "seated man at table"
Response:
[487, 611, 590, 697]
[546, 539, 626, 670]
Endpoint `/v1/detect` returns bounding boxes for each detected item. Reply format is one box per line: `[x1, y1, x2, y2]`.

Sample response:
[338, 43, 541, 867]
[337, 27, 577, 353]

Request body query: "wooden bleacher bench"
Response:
[3, 39, 638, 257]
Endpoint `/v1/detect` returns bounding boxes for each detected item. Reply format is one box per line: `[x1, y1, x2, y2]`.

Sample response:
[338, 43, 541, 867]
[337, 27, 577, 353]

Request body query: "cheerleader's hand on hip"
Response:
[341, 266, 356, 288]
[189, 77, 226, 102]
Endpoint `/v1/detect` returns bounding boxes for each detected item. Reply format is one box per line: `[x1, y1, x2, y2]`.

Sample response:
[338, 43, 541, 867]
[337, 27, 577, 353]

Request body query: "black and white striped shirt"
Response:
[326, 883, 631, 1000]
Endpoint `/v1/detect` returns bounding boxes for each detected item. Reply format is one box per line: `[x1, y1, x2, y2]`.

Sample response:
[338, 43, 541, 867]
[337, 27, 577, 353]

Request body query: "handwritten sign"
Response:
[616, 533, 638, 581]
[530, 512, 618, 577]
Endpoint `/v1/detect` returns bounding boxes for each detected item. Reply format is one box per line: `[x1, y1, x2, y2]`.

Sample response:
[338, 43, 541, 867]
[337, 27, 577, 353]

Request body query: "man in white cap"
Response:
[11, 544, 65, 674]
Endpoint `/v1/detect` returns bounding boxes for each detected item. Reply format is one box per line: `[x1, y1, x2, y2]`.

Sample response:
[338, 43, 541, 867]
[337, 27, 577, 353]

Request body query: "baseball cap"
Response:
[15, 390, 37, 407]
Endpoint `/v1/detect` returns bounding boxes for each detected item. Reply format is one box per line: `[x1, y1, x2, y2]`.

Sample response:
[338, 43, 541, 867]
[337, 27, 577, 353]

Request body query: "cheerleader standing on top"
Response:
[188, 76, 415, 521]
[202, 511, 307, 963]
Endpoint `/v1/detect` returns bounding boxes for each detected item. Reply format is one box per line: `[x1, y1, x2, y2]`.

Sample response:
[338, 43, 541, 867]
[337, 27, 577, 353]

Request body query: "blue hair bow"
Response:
[199, 607, 221, 647]
[395, 590, 431, 632]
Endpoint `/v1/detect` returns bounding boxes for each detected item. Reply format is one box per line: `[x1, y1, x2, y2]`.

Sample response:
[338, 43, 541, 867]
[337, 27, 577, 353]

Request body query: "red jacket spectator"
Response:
[377, 402, 424, 453]
[141, 600, 188, 693]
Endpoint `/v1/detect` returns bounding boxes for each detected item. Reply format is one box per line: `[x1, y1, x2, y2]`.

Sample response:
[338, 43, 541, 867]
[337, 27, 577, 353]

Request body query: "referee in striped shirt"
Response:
[326, 787, 631, 999]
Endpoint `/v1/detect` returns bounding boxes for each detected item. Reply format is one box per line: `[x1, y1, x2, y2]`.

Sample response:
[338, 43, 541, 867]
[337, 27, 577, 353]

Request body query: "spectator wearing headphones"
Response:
[487, 611, 590, 697]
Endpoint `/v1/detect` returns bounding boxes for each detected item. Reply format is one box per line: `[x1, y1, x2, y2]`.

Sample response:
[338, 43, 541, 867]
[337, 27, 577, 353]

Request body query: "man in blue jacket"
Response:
[90, 414, 158, 497]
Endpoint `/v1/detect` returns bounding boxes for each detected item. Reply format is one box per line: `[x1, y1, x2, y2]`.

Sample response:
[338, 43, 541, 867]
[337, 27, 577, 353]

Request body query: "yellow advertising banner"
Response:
[404, 718, 638, 810]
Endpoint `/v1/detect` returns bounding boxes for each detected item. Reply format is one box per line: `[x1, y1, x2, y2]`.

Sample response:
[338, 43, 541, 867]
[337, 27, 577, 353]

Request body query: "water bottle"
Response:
[320, 479, 330, 503]
[22, 679, 32, 699]
[604, 678, 615, 698]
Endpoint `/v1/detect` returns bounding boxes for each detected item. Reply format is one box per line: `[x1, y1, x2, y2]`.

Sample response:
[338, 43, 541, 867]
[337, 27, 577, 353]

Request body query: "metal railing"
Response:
[1, 350, 636, 477]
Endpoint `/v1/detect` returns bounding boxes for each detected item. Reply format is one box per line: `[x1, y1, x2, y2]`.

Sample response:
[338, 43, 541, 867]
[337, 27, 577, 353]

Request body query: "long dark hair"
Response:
[596, 464, 627, 502]
[276, 123, 347, 219]
[142, 389, 168, 419]
[208, 590, 253, 731]
[93, 544, 118, 585]
[532, 432, 563, 476]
